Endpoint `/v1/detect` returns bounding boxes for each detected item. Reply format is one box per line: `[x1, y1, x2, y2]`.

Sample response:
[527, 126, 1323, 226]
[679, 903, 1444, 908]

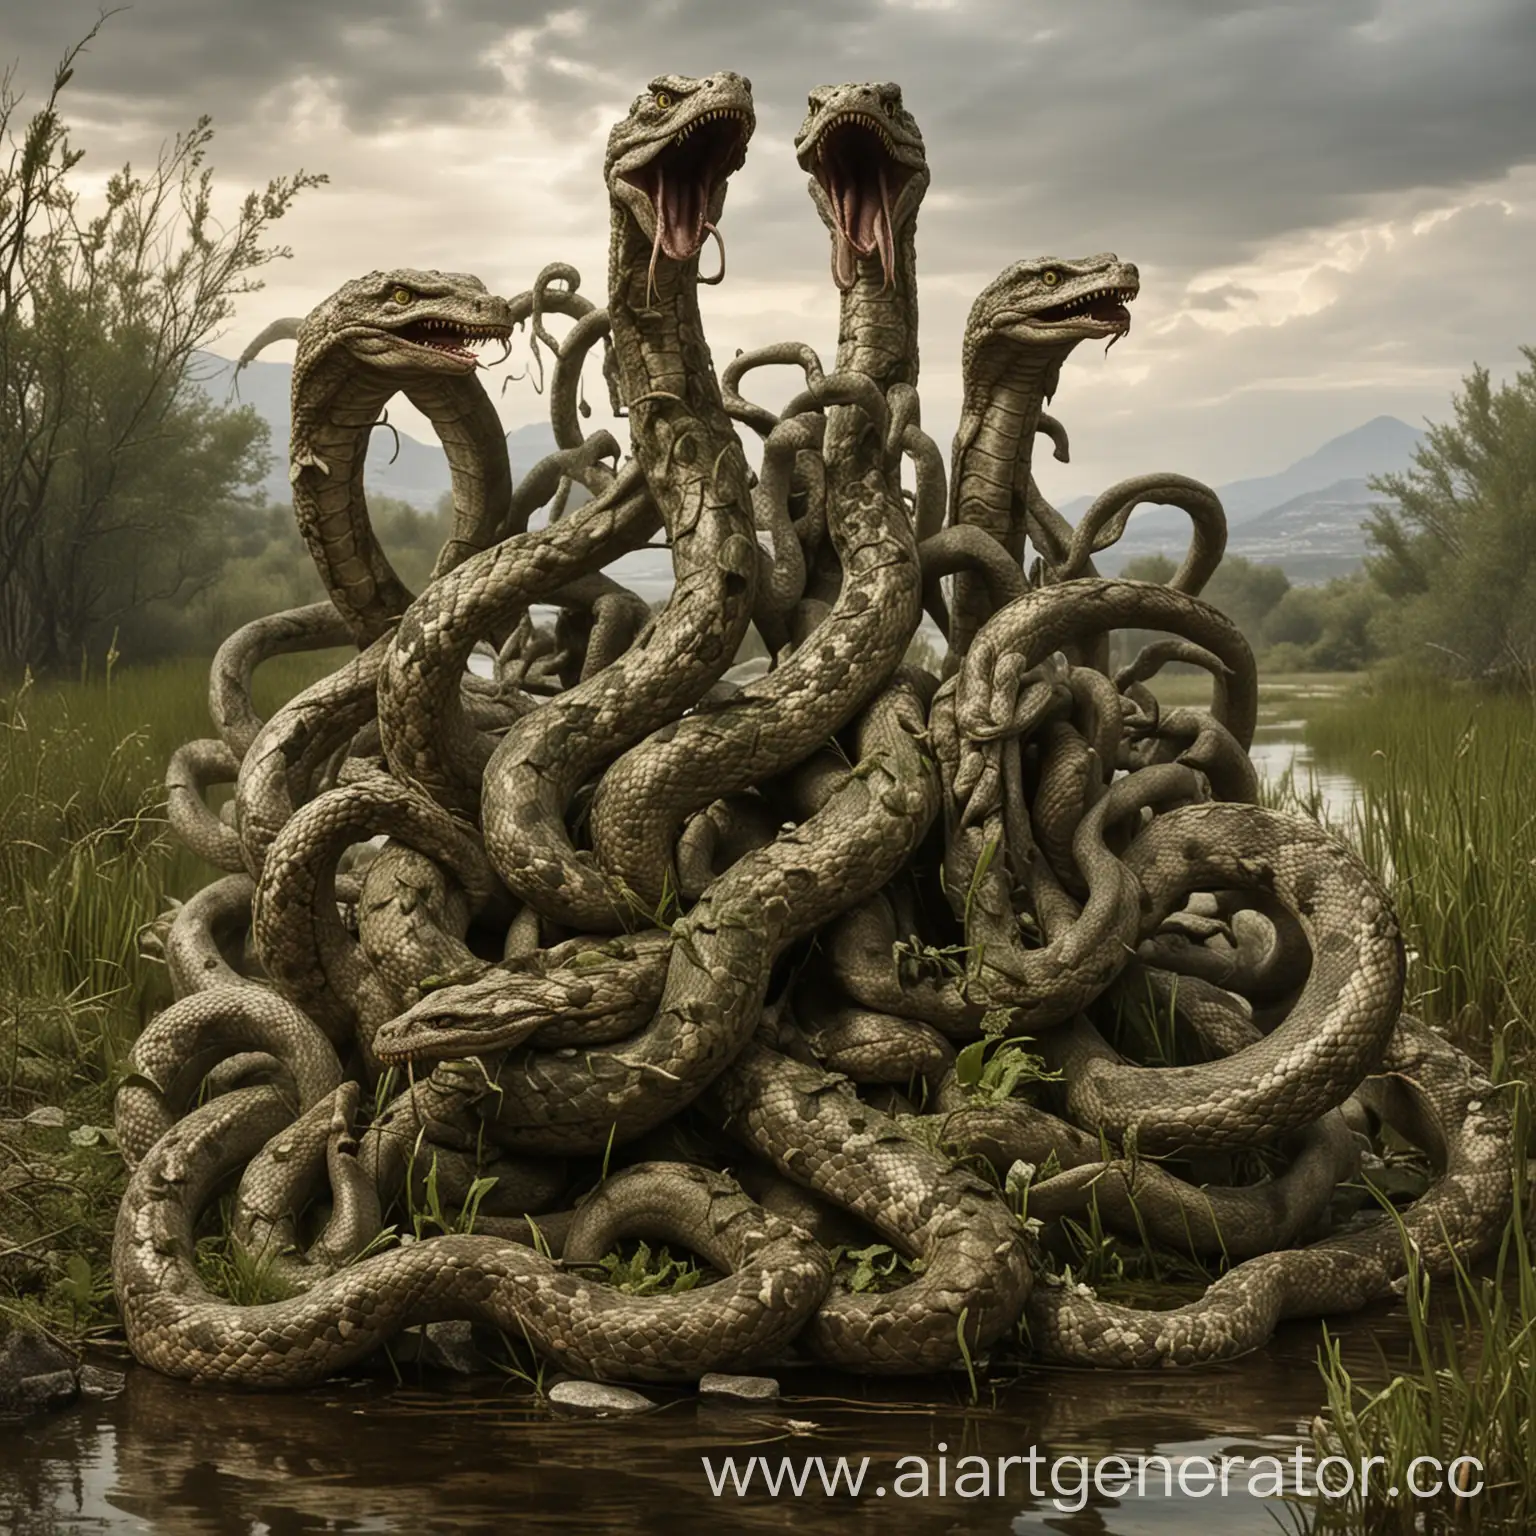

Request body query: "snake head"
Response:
[606, 73, 755, 265]
[371, 968, 551, 1064]
[969, 255, 1140, 359]
[301, 269, 514, 378]
[796, 81, 928, 292]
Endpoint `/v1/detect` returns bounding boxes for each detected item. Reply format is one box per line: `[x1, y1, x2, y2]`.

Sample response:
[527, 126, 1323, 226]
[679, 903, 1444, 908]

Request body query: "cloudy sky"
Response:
[4, 0, 1534, 499]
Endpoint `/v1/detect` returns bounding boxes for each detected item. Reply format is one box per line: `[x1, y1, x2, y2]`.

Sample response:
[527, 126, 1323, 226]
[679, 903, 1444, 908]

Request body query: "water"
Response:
[0, 1309, 1415, 1535]
[1248, 729, 1360, 824]
[1248, 681, 1361, 824]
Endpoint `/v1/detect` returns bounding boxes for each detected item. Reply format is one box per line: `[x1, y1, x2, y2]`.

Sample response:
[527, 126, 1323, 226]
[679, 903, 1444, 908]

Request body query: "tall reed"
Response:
[0, 651, 341, 1335]
[1307, 679, 1536, 1071]
[1301, 677, 1536, 1531]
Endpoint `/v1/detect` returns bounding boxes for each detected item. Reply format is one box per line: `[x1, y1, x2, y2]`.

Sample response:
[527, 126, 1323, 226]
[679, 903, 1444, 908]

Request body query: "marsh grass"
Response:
[1295, 678, 1536, 1531]
[1305, 679, 1536, 1069]
[1309, 1149, 1536, 1533]
[0, 650, 343, 1336]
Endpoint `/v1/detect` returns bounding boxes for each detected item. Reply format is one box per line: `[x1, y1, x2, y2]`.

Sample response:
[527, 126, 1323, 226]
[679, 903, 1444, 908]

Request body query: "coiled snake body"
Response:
[113, 73, 1514, 1392]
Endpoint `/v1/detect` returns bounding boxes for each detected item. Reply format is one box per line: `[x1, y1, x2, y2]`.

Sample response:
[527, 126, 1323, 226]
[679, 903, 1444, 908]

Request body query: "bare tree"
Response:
[0, 18, 326, 672]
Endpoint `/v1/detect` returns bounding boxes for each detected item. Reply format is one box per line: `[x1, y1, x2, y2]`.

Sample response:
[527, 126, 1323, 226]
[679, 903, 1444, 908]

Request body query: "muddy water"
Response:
[0, 1308, 1420, 1536]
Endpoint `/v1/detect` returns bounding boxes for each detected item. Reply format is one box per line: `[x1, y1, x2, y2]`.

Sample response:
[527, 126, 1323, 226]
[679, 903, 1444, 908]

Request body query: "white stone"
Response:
[548, 1380, 655, 1417]
[699, 1372, 779, 1402]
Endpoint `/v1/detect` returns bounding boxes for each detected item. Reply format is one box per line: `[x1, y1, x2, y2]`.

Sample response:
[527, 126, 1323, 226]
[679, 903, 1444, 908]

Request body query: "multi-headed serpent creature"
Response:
[112, 75, 1512, 1390]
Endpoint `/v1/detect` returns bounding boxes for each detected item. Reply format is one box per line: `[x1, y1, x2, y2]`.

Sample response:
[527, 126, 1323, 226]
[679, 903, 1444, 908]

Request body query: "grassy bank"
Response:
[0, 651, 344, 1340]
[1306, 680, 1536, 1073]
[1297, 678, 1536, 1532]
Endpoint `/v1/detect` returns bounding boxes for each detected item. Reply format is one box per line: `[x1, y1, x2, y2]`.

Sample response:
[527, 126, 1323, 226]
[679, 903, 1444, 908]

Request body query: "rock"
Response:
[391, 1320, 491, 1375]
[0, 1330, 128, 1418]
[78, 1364, 126, 1401]
[548, 1380, 655, 1417]
[0, 1326, 80, 1416]
[21, 1106, 65, 1130]
[699, 1372, 779, 1403]
[14, 1369, 77, 1412]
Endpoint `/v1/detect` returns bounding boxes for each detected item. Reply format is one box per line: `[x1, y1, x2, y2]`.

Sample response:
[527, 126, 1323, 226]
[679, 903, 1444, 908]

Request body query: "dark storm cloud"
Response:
[9, 0, 1535, 276]
[4, 0, 1530, 495]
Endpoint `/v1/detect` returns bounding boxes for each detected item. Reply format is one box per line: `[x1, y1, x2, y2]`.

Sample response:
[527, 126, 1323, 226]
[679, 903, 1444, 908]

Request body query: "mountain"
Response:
[1223, 478, 1393, 583]
[192, 351, 561, 509]
[1065, 415, 1423, 580]
[197, 350, 1424, 589]
[1195, 416, 1422, 525]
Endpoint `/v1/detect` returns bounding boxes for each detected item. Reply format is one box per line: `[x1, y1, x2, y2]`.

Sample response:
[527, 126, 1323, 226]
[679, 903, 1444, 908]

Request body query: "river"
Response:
[1, 1304, 1419, 1535]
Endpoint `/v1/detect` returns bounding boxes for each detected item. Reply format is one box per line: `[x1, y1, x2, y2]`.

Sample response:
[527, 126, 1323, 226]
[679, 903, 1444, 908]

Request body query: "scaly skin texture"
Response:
[251, 773, 496, 1051]
[284, 269, 514, 645]
[116, 80, 1515, 1395]
[165, 738, 244, 874]
[944, 255, 1139, 668]
[480, 72, 760, 931]
[586, 80, 927, 910]
[707, 1041, 1032, 1373]
[114, 1091, 831, 1387]
[1029, 1015, 1512, 1365]
[375, 457, 660, 815]
[1052, 800, 1406, 1152]
[209, 603, 354, 763]
[476, 672, 940, 1153]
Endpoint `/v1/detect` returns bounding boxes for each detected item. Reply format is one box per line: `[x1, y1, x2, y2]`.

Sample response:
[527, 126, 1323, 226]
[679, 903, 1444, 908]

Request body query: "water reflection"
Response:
[1248, 732, 1360, 826]
[0, 1309, 1421, 1535]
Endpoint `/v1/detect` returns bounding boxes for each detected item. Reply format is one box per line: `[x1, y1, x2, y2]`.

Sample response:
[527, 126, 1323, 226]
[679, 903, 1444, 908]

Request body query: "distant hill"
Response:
[1203, 416, 1422, 525]
[1224, 478, 1394, 583]
[192, 351, 562, 509]
[1071, 416, 1424, 583]
[196, 350, 1424, 591]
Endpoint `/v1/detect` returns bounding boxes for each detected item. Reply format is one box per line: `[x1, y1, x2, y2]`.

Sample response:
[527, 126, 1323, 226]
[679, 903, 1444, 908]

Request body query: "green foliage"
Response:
[953, 1036, 1061, 1101]
[827, 1241, 919, 1294]
[1304, 679, 1536, 1066]
[1118, 552, 1389, 673]
[1364, 346, 1536, 689]
[403, 1148, 501, 1241]
[1301, 682, 1536, 1529]
[1261, 576, 1389, 672]
[1311, 1155, 1535, 1533]
[0, 652, 342, 1337]
[156, 493, 449, 659]
[596, 1241, 705, 1296]
[0, 21, 324, 675]
[195, 1226, 299, 1307]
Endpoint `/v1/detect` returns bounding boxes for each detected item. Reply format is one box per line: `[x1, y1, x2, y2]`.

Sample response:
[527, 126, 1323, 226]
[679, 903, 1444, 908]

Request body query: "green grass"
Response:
[1303, 677, 1536, 1071]
[1291, 676, 1536, 1532]
[0, 649, 345, 1339]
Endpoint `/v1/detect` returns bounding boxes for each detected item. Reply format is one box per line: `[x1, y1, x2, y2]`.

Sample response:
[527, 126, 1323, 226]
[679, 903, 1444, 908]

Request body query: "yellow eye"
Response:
[655, 91, 673, 109]
[392, 286, 413, 305]
[1041, 270, 1060, 287]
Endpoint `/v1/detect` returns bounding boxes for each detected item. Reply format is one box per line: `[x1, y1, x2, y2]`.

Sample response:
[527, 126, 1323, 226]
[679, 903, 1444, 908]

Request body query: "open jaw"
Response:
[803, 114, 920, 290]
[1033, 283, 1139, 334]
[392, 317, 512, 365]
[621, 108, 751, 266]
